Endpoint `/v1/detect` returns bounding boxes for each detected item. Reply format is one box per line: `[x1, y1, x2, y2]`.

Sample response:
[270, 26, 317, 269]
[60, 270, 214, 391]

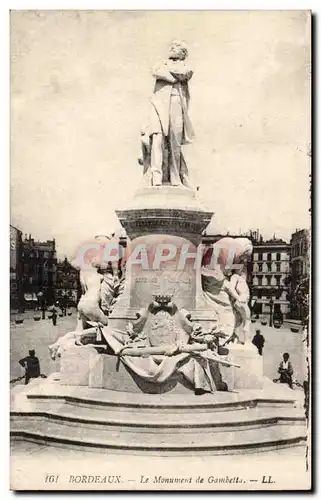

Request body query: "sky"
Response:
[10, 10, 311, 258]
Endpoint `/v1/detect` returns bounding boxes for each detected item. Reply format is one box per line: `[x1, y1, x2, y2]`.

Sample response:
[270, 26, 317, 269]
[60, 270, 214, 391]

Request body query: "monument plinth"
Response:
[116, 186, 213, 244]
[110, 186, 216, 328]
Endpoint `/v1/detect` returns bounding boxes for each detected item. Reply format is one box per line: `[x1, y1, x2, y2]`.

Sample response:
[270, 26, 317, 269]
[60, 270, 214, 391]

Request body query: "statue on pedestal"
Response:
[139, 40, 195, 188]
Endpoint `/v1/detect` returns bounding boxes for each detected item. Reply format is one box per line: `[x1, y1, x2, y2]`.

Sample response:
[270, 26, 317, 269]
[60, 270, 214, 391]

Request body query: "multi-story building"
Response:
[10, 225, 23, 309]
[289, 229, 310, 320]
[290, 229, 310, 284]
[56, 257, 80, 305]
[250, 237, 291, 316]
[22, 235, 57, 305]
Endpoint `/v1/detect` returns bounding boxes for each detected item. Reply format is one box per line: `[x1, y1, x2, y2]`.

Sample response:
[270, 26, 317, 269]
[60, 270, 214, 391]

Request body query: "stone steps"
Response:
[29, 394, 298, 413]
[11, 405, 305, 430]
[10, 417, 307, 455]
[24, 380, 301, 414]
[11, 378, 306, 456]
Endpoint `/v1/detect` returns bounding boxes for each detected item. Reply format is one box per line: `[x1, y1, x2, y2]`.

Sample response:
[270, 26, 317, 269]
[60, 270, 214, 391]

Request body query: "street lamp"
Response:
[269, 298, 274, 327]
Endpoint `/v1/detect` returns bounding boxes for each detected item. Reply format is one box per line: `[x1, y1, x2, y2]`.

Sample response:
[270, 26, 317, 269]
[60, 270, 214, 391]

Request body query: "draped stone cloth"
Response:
[103, 326, 227, 393]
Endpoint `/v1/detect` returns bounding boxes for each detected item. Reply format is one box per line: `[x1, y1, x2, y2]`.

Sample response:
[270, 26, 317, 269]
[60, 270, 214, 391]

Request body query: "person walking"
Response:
[19, 349, 40, 385]
[278, 352, 294, 389]
[252, 329, 265, 355]
[52, 307, 57, 326]
[48, 305, 58, 326]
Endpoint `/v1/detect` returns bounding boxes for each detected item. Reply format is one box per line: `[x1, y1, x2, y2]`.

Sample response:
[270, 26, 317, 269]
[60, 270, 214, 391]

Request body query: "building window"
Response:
[275, 276, 281, 286]
[276, 252, 281, 261]
[266, 276, 272, 286]
[258, 263, 263, 272]
[258, 252, 263, 261]
[276, 263, 281, 272]
[267, 253, 272, 261]
[258, 277, 263, 286]
[267, 263, 272, 272]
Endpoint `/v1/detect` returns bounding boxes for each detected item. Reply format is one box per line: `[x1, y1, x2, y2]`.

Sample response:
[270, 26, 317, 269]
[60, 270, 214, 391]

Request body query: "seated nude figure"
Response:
[77, 261, 108, 329]
[71, 254, 108, 331]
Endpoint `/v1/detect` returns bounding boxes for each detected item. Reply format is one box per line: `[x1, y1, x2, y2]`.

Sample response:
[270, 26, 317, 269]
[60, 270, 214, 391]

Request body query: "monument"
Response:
[11, 41, 306, 455]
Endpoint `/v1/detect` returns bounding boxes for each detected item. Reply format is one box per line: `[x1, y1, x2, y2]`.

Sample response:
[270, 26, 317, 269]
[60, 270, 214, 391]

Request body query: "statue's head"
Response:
[169, 40, 188, 60]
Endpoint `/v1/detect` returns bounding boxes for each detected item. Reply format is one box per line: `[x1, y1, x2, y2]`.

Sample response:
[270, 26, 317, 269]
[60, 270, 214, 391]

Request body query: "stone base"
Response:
[228, 343, 264, 389]
[89, 352, 193, 394]
[59, 346, 97, 387]
[11, 375, 306, 456]
[58, 342, 265, 395]
[59, 349, 233, 394]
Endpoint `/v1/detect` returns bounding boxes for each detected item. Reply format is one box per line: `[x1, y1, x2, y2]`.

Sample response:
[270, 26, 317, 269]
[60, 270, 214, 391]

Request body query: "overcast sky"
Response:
[10, 10, 311, 258]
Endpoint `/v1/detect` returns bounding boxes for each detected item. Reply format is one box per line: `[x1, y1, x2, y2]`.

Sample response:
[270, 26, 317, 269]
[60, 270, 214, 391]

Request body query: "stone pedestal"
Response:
[228, 343, 264, 390]
[116, 186, 213, 245]
[110, 186, 217, 330]
[60, 349, 233, 394]
[59, 346, 98, 386]
[57, 348, 264, 394]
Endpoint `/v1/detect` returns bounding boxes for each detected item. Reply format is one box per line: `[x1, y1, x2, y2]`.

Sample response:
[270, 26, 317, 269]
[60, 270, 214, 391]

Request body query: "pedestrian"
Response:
[252, 329, 265, 355]
[19, 349, 40, 385]
[277, 352, 294, 389]
[41, 301, 46, 320]
[52, 307, 57, 326]
[48, 305, 58, 326]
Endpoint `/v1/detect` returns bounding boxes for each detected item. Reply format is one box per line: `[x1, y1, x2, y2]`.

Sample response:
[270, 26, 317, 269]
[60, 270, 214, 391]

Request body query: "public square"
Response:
[10, 312, 307, 387]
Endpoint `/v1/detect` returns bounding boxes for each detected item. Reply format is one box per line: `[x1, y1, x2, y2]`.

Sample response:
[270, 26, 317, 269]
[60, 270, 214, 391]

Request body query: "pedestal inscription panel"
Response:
[128, 234, 197, 310]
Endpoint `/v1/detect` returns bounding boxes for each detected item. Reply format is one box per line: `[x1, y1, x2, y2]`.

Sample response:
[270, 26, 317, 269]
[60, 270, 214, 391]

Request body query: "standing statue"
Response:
[229, 267, 251, 344]
[139, 40, 195, 187]
[201, 238, 253, 345]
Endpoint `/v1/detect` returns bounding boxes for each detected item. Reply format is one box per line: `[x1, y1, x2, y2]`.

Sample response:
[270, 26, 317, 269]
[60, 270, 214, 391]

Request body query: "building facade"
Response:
[290, 229, 310, 284]
[289, 229, 310, 320]
[22, 235, 57, 306]
[10, 225, 23, 309]
[56, 257, 80, 305]
[250, 237, 291, 316]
